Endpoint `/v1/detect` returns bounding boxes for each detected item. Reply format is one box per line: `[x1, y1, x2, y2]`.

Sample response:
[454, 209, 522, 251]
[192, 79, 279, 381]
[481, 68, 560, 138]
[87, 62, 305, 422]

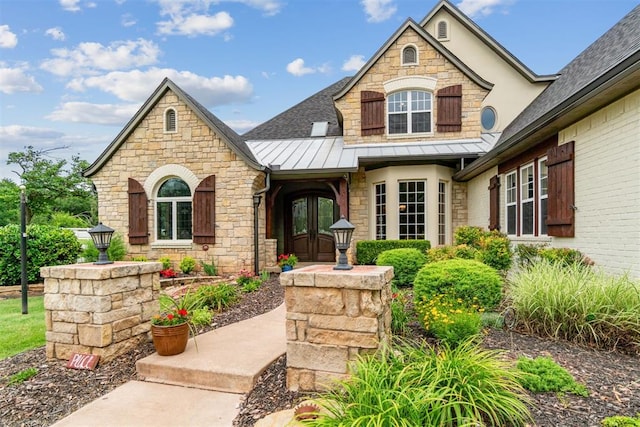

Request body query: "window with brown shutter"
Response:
[361, 91, 385, 136]
[193, 175, 216, 244]
[128, 178, 148, 244]
[546, 141, 575, 237]
[488, 175, 500, 230]
[436, 85, 462, 132]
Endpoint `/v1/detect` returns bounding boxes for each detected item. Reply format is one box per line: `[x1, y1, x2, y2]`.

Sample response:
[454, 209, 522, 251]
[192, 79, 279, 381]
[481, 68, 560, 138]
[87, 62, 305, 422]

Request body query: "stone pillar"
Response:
[281, 265, 393, 392]
[40, 262, 163, 363]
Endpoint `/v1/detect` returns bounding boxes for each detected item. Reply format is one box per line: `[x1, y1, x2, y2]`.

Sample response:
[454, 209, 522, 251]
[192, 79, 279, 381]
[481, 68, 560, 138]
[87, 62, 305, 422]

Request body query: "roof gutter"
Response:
[454, 51, 640, 181]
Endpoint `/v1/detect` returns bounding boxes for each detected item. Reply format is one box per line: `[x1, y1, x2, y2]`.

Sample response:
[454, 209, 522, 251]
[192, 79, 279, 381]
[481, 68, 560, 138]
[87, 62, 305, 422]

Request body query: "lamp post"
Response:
[20, 185, 28, 315]
[88, 222, 115, 265]
[330, 215, 355, 270]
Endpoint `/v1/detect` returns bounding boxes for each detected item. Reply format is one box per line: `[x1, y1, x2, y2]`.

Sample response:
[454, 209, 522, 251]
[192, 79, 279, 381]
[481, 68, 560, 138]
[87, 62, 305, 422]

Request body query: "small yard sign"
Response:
[66, 353, 100, 370]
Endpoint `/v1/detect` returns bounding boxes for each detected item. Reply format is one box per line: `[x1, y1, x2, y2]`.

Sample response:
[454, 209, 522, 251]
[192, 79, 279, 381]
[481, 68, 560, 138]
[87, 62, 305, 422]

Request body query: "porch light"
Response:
[88, 222, 115, 265]
[330, 215, 355, 270]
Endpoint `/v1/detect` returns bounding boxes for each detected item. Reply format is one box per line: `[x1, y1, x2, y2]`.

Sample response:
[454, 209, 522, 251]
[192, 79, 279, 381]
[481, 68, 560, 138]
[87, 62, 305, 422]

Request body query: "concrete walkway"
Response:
[52, 304, 286, 427]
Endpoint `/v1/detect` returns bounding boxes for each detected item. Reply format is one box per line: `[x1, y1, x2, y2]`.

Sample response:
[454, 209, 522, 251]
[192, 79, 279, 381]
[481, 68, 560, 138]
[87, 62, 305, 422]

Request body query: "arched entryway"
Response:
[285, 192, 337, 262]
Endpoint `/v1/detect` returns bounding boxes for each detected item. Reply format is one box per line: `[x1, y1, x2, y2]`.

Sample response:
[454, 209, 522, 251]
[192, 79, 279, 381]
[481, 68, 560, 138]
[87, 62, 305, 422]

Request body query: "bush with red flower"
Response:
[278, 253, 298, 268]
[160, 268, 178, 278]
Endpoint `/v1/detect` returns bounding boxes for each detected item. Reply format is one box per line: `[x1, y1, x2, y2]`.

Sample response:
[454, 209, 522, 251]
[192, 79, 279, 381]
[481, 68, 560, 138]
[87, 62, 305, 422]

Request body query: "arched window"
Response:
[165, 108, 177, 132]
[156, 178, 192, 240]
[402, 46, 417, 65]
[387, 90, 432, 134]
[437, 20, 448, 40]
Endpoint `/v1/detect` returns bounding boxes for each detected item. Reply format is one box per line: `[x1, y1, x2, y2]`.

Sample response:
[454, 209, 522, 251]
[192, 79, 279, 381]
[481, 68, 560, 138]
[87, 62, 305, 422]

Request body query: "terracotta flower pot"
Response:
[151, 322, 189, 356]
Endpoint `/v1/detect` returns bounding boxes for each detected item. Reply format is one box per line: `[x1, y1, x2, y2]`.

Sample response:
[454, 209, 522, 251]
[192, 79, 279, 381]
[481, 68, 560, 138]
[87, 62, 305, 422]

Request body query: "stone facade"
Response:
[281, 265, 393, 392]
[90, 90, 266, 274]
[335, 28, 489, 145]
[41, 262, 162, 363]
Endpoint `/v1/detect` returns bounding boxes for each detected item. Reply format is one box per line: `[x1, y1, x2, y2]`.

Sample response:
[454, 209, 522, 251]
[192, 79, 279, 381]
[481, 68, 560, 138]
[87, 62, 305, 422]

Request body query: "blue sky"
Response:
[0, 0, 637, 183]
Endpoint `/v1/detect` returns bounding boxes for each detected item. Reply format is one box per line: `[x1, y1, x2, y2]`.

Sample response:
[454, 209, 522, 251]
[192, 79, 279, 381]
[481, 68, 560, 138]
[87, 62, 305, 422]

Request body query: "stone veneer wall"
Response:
[90, 90, 265, 274]
[335, 28, 489, 145]
[452, 181, 468, 235]
[40, 262, 162, 363]
[281, 265, 393, 392]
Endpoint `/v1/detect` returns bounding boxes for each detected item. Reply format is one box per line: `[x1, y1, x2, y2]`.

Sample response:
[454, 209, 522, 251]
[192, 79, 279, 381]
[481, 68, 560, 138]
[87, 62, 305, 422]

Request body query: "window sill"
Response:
[507, 235, 552, 243]
[151, 241, 193, 249]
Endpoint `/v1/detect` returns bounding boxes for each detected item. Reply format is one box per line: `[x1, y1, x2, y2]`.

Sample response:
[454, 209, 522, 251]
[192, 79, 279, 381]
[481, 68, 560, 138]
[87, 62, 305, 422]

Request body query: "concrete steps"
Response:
[136, 303, 286, 393]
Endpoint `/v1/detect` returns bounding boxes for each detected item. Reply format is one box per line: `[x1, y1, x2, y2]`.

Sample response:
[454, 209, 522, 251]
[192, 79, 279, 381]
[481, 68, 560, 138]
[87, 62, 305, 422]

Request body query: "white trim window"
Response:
[398, 180, 426, 240]
[388, 90, 432, 135]
[505, 171, 517, 235]
[438, 181, 446, 245]
[520, 163, 535, 235]
[156, 178, 192, 241]
[375, 182, 386, 240]
[539, 158, 548, 235]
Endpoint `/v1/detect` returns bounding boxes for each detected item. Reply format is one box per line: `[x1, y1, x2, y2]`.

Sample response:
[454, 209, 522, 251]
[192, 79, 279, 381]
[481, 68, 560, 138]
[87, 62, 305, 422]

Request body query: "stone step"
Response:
[136, 304, 286, 393]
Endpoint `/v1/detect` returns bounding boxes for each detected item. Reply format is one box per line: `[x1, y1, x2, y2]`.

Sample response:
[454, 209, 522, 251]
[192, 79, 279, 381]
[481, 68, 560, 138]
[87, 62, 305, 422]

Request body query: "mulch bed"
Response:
[2, 275, 639, 427]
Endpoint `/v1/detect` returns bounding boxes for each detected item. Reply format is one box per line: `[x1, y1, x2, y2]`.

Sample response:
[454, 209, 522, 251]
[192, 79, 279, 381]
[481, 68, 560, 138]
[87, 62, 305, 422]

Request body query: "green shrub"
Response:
[190, 307, 213, 327]
[309, 339, 531, 426]
[131, 256, 148, 262]
[390, 290, 410, 336]
[515, 244, 589, 268]
[81, 233, 126, 263]
[602, 415, 640, 427]
[179, 256, 196, 274]
[201, 258, 217, 276]
[454, 225, 485, 248]
[376, 248, 426, 287]
[414, 258, 503, 310]
[195, 283, 238, 311]
[0, 224, 82, 286]
[32, 211, 91, 228]
[356, 239, 430, 265]
[476, 232, 513, 271]
[426, 244, 478, 263]
[242, 279, 261, 293]
[415, 293, 483, 347]
[509, 260, 640, 351]
[516, 356, 589, 397]
[158, 256, 172, 270]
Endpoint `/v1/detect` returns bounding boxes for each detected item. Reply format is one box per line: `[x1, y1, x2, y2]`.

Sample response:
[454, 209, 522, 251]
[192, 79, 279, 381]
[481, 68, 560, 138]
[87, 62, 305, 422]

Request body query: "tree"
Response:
[7, 146, 97, 224]
[0, 179, 20, 226]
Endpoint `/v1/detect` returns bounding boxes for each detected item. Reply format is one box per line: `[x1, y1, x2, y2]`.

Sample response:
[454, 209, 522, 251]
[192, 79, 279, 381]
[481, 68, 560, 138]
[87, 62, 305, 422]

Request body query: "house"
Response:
[84, 1, 640, 278]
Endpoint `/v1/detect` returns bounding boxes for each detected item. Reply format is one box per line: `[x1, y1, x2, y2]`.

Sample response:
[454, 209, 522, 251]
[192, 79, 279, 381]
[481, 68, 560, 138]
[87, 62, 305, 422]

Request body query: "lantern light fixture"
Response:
[88, 222, 115, 265]
[330, 215, 355, 270]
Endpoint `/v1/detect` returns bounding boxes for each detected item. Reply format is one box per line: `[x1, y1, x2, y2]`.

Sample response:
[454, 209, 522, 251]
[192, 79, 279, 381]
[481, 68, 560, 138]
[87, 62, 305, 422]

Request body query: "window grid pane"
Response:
[520, 165, 534, 235]
[505, 171, 517, 235]
[539, 159, 548, 235]
[375, 183, 386, 240]
[157, 202, 173, 240]
[176, 202, 192, 240]
[399, 180, 426, 240]
[388, 91, 431, 135]
[438, 181, 446, 245]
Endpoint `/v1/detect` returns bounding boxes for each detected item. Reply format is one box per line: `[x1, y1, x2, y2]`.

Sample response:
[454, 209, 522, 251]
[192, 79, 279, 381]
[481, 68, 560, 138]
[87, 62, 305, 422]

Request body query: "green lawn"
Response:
[0, 296, 45, 360]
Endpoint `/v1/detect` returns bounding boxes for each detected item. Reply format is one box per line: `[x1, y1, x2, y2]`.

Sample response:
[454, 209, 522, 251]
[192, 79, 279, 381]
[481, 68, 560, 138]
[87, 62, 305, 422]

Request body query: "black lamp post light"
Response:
[330, 215, 355, 270]
[88, 222, 115, 265]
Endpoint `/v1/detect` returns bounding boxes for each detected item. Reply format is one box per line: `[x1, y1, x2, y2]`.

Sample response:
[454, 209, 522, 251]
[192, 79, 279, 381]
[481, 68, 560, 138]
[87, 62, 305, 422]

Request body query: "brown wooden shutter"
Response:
[488, 175, 500, 230]
[128, 178, 148, 244]
[361, 91, 385, 136]
[193, 175, 215, 244]
[546, 141, 575, 237]
[436, 85, 462, 132]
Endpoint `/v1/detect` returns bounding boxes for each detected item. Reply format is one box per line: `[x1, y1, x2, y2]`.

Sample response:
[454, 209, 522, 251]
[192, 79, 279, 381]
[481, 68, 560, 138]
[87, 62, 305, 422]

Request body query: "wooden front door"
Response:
[288, 194, 336, 262]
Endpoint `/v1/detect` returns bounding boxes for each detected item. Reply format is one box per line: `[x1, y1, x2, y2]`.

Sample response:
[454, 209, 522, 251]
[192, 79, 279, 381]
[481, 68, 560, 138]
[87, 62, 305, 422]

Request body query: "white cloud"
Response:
[456, 0, 511, 18]
[60, 0, 81, 12]
[40, 38, 160, 76]
[361, 0, 396, 23]
[0, 25, 18, 48]
[45, 27, 66, 41]
[0, 125, 65, 141]
[224, 119, 261, 134]
[121, 14, 137, 27]
[67, 68, 253, 106]
[286, 58, 316, 77]
[342, 55, 366, 72]
[46, 102, 140, 125]
[0, 64, 43, 94]
[231, 0, 283, 16]
[156, 1, 234, 36]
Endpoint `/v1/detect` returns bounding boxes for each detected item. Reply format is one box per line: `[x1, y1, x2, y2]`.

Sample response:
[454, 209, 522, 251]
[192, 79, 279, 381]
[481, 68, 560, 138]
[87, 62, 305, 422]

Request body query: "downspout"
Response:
[252, 169, 271, 275]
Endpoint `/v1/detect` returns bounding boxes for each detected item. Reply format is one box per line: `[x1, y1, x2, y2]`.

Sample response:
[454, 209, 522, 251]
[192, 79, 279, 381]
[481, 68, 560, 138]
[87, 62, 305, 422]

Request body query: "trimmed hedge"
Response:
[414, 258, 503, 310]
[356, 240, 430, 265]
[376, 248, 427, 287]
[0, 224, 81, 286]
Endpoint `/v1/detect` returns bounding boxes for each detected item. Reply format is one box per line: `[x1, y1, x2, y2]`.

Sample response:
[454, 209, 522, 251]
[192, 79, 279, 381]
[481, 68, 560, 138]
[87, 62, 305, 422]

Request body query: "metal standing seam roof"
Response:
[245, 133, 500, 173]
